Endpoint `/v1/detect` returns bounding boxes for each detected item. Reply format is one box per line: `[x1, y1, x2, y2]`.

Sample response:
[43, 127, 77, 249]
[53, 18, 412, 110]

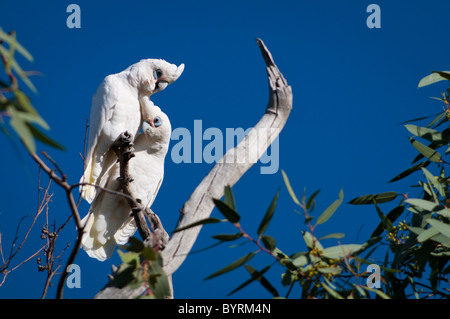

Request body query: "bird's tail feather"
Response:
[80, 196, 137, 261]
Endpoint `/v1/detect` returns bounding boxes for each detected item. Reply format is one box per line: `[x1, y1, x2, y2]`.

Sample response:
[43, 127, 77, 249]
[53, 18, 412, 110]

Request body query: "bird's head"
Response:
[130, 59, 184, 95]
[140, 97, 172, 149]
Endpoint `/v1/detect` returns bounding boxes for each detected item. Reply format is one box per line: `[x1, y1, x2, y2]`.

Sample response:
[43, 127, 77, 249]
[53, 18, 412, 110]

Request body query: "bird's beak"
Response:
[155, 80, 168, 92]
[163, 63, 185, 84]
[142, 120, 153, 132]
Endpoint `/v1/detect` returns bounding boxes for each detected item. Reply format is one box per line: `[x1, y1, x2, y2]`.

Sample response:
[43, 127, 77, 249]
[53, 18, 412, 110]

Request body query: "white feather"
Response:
[79, 59, 183, 203]
[81, 99, 172, 261]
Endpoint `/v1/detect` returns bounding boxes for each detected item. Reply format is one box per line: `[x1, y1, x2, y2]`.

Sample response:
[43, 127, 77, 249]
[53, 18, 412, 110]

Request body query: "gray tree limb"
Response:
[162, 38, 293, 277]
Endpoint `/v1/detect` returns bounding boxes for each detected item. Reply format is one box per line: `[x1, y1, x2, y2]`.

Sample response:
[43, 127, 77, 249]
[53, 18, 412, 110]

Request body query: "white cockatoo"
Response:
[81, 97, 172, 261]
[80, 59, 184, 203]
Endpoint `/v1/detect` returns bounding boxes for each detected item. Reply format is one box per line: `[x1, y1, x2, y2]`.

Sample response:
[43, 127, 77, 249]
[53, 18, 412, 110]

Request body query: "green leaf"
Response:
[426, 219, 450, 238]
[349, 192, 398, 205]
[388, 161, 430, 183]
[421, 167, 445, 198]
[302, 231, 324, 251]
[172, 217, 222, 233]
[418, 71, 450, 88]
[292, 253, 320, 267]
[124, 237, 145, 253]
[149, 272, 171, 299]
[281, 170, 301, 206]
[13, 89, 39, 116]
[409, 138, 441, 163]
[257, 191, 279, 236]
[317, 266, 342, 275]
[373, 202, 393, 234]
[213, 198, 240, 223]
[13, 109, 48, 130]
[322, 244, 362, 259]
[319, 233, 345, 240]
[321, 282, 343, 299]
[371, 206, 405, 238]
[0, 28, 33, 61]
[223, 185, 236, 210]
[261, 235, 276, 251]
[212, 233, 243, 241]
[306, 189, 320, 210]
[416, 226, 440, 243]
[27, 124, 66, 151]
[204, 252, 256, 280]
[117, 250, 140, 266]
[9, 107, 35, 153]
[227, 265, 276, 297]
[406, 198, 442, 212]
[405, 124, 444, 143]
[316, 189, 343, 225]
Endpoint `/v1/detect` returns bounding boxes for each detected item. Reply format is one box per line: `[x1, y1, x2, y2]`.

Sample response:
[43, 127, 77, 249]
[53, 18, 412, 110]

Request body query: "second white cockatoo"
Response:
[80, 59, 184, 203]
[80, 97, 172, 261]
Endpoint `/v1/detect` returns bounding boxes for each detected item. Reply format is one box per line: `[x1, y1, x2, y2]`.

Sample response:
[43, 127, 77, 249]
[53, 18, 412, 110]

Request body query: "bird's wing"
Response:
[80, 74, 141, 203]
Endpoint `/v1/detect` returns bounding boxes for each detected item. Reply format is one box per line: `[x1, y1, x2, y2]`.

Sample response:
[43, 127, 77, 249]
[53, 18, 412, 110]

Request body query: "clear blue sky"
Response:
[0, 0, 449, 299]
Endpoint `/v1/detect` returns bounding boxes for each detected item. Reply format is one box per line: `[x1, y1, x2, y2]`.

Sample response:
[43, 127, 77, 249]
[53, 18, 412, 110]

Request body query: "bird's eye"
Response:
[153, 116, 162, 127]
[153, 69, 163, 79]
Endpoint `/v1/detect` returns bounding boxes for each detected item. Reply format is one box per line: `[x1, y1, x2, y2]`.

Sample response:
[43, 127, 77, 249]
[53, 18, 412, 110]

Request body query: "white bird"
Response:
[80, 59, 183, 203]
[81, 98, 172, 261]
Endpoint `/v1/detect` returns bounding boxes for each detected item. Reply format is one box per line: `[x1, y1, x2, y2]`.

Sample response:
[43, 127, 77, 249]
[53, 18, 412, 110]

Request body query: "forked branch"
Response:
[162, 38, 293, 276]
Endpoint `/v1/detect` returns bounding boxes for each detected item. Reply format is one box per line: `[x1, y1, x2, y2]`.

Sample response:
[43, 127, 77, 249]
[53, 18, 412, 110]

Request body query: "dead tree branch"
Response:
[161, 38, 293, 277]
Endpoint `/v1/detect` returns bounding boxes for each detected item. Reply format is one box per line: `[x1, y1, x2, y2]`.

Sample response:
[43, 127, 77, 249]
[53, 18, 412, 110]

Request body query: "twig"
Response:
[110, 131, 152, 241]
[27, 151, 84, 299]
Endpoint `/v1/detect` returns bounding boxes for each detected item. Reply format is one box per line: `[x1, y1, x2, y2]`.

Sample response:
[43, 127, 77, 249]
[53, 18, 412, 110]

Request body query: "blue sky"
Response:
[0, 0, 449, 299]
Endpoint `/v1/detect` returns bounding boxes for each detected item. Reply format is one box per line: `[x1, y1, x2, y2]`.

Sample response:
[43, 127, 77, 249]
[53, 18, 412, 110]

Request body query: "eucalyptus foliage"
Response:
[181, 71, 450, 299]
[0, 27, 64, 153]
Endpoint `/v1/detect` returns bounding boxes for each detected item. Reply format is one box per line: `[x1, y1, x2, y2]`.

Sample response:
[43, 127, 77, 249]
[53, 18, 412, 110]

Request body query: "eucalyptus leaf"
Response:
[227, 265, 276, 297]
[302, 231, 324, 251]
[213, 198, 240, 223]
[388, 161, 430, 183]
[409, 138, 441, 163]
[257, 191, 279, 236]
[422, 167, 445, 198]
[9, 108, 35, 153]
[0, 28, 33, 61]
[172, 217, 222, 233]
[426, 219, 450, 238]
[322, 244, 362, 259]
[316, 189, 343, 225]
[406, 198, 443, 212]
[317, 266, 342, 275]
[418, 71, 450, 88]
[349, 192, 398, 205]
[212, 233, 243, 241]
[319, 233, 345, 241]
[27, 124, 66, 151]
[204, 252, 256, 280]
[223, 185, 236, 210]
[417, 226, 440, 243]
[261, 235, 276, 251]
[281, 170, 301, 206]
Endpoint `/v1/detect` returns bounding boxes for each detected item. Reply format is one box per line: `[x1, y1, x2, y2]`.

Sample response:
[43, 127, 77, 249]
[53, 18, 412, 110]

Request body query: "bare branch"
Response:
[111, 131, 153, 241]
[161, 39, 293, 276]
